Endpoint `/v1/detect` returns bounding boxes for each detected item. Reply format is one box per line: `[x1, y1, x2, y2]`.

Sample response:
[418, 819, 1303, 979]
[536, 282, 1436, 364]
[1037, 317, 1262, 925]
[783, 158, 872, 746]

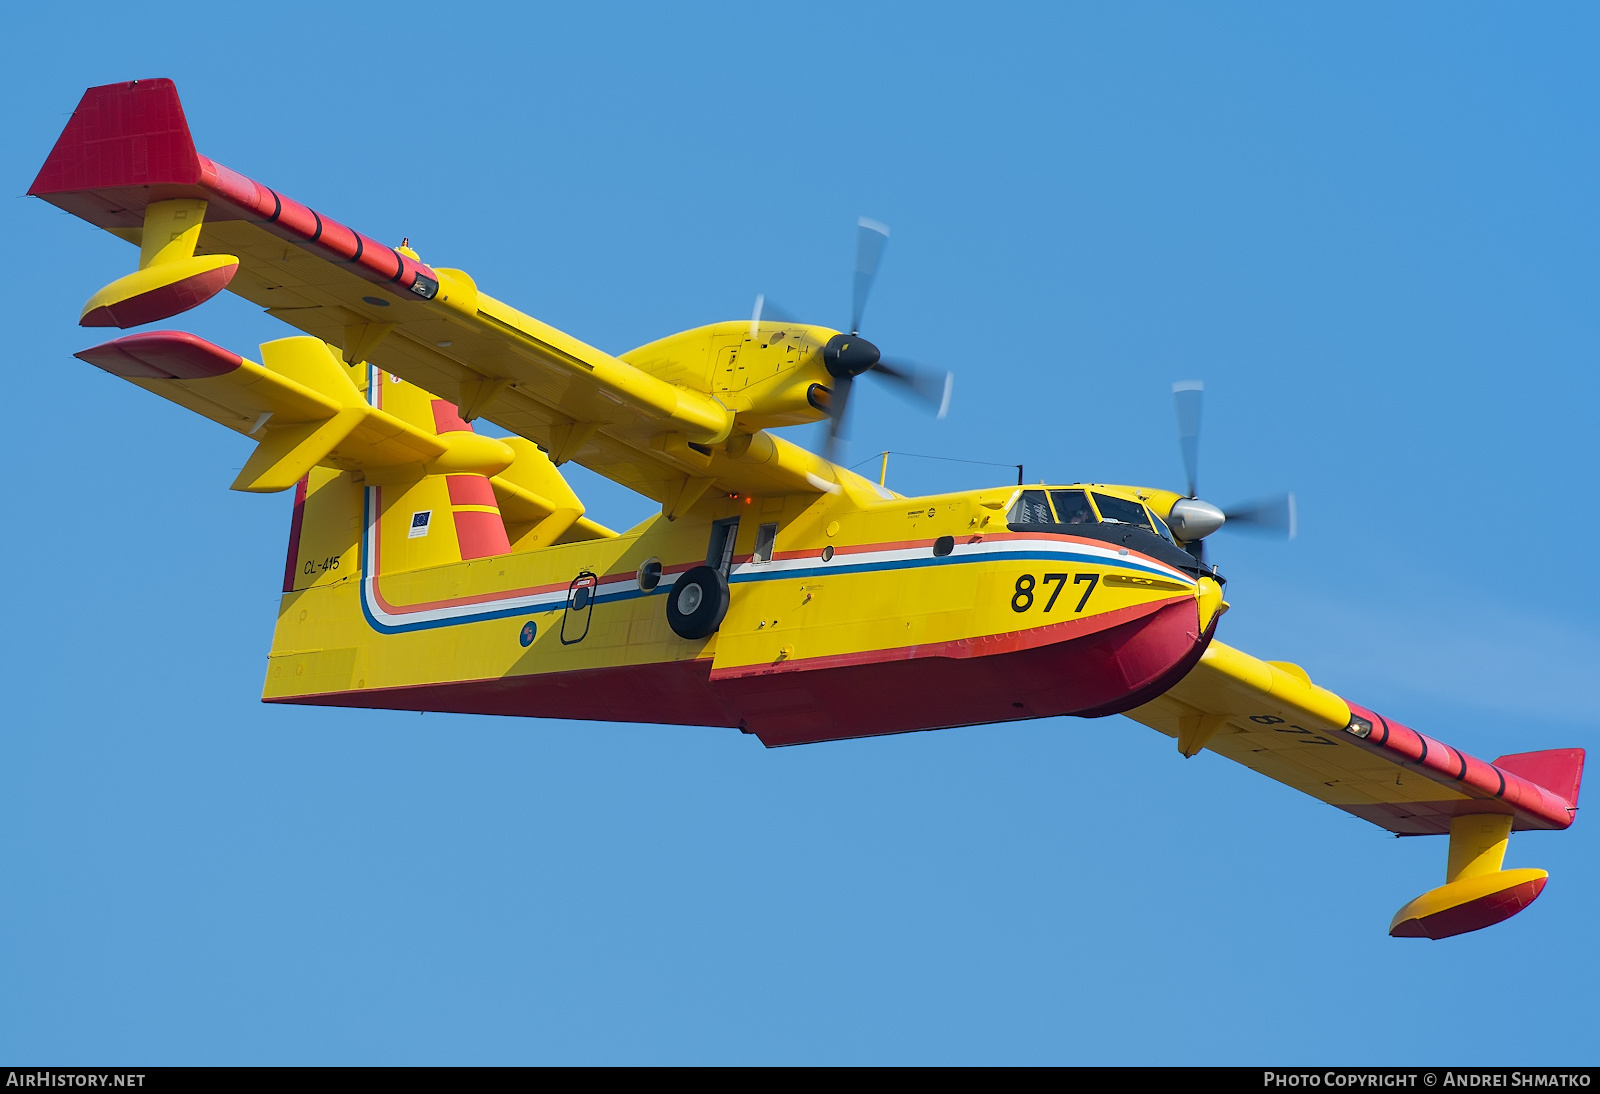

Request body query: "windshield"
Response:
[1148, 508, 1176, 543]
[1092, 492, 1154, 532]
[1007, 487, 1174, 543]
[1049, 489, 1097, 525]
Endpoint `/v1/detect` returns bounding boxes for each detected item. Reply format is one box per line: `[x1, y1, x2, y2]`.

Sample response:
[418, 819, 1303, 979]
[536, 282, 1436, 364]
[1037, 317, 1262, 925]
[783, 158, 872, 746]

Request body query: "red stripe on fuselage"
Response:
[283, 476, 308, 593]
[269, 595, 1209, 745]
[708, 594, 1189, 680]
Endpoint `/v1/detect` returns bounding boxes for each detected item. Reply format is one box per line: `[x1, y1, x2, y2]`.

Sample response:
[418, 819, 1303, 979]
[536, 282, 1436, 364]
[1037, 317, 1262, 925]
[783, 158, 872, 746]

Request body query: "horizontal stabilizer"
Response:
[74, 331, 469, 491]
[234, 408, 365, 493]
[79, 329, 244, 380]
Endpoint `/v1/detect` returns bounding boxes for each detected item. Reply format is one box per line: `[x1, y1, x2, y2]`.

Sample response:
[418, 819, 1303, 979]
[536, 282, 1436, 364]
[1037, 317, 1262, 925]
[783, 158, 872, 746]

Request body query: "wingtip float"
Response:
[34, 79, 1586, 939]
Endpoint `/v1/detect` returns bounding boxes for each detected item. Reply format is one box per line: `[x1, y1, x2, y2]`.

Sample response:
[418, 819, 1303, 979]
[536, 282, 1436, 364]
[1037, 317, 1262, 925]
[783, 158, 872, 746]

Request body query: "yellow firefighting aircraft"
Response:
[33, 79, 1584, 940]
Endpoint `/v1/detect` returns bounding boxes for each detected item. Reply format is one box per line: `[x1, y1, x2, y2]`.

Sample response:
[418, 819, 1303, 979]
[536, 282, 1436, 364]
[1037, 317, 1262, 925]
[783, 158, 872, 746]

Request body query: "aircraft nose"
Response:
[1168, 498, 1226, 540]
[822, 334, 881, 378]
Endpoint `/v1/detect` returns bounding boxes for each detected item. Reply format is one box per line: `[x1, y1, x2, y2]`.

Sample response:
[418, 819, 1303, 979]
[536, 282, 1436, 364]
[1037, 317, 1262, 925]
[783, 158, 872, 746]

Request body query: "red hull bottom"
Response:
[268, 598, 1209, 747]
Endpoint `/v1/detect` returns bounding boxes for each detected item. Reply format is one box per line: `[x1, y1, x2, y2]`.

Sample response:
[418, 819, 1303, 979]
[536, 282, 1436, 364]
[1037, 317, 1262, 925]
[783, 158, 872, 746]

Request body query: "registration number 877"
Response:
[1011, 573, 1098, 613]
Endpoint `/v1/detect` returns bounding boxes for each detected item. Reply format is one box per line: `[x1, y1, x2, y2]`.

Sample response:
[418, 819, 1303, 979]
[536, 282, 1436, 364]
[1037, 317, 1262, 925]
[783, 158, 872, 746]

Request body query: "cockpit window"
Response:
[1092, 492, 1155, 532]
[1148, 508, 1177, 543]
[1009, 490, 1053, 525]
[1049, 489, 1097, 525]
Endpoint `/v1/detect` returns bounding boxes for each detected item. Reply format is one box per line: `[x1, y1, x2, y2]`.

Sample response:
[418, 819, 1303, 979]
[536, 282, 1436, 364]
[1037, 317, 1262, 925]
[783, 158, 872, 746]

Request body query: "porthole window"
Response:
[821, 545, 835, 562]
[636, 557, 663, 592]
[932, 535, 954, 557]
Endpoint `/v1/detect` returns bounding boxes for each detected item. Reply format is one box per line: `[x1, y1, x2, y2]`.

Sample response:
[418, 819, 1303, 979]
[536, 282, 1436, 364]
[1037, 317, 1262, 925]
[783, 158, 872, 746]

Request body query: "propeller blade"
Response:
[1183, 537, 1207, 567]
[1173, 380, 1203, 498]
[749, 294, 803, 339]
[823, 374, 855, 462]
[1223, 492, 1297, 539]
[850, 217, 889, 334]
[874, 357, 953, 419]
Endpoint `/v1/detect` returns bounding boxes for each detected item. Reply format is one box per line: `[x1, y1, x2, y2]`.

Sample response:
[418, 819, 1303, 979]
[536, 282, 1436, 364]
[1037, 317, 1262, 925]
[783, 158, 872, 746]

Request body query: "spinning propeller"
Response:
[1168, 380, 1296, 565]
[755, 217, 953, 461]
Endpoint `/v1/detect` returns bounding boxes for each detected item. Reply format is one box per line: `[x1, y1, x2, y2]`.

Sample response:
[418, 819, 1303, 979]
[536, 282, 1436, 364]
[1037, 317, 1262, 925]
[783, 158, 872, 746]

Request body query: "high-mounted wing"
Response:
[1126, 639, 1584, 938]
[30, 79, 877, 513]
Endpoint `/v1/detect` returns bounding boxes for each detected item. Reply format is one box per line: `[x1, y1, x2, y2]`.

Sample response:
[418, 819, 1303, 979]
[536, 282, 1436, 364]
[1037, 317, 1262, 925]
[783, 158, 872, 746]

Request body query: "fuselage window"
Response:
[1049, 489, 1097, 525]
[752, 522, 778, 563]
[1092, 492, 1155, 532]
[1009, 490, 1053, 525]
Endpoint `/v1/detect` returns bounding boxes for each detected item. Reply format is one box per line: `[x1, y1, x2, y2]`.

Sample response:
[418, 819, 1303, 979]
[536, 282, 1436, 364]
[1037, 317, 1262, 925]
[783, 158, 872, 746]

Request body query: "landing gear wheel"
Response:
[667, 565, 730, 639]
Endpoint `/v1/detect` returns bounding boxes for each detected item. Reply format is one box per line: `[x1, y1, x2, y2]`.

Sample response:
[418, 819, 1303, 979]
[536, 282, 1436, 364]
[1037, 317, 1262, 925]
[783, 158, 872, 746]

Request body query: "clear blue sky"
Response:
[4, 2, 1597, 1065]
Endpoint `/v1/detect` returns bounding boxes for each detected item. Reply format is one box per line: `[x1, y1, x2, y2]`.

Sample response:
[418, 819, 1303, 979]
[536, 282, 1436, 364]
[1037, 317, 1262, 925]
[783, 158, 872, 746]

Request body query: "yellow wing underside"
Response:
[1127, 640, 1475, 814]
[193, 220, 867, 507]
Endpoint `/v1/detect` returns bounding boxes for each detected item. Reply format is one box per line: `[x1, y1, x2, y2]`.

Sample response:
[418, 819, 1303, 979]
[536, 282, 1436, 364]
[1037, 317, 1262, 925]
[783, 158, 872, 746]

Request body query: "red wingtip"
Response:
[30, 78, 199, 196]
[1492, 748, 1585, 811]
[75, 330, 242, 380]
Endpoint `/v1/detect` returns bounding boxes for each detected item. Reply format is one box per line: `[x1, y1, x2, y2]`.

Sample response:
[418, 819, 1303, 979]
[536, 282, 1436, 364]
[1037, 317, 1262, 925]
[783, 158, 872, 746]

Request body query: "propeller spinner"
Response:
[1167, 380, 1296, 565]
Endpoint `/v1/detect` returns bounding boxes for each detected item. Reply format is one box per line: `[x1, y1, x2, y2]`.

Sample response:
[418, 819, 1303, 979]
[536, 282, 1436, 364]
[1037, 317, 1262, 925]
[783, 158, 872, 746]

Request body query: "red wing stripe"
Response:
[1345, 701, 1579, 831]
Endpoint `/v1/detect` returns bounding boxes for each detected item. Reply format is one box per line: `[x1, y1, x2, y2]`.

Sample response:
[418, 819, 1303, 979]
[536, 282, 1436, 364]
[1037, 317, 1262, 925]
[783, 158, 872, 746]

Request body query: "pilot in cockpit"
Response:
[1049, 489, 1097, 525]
